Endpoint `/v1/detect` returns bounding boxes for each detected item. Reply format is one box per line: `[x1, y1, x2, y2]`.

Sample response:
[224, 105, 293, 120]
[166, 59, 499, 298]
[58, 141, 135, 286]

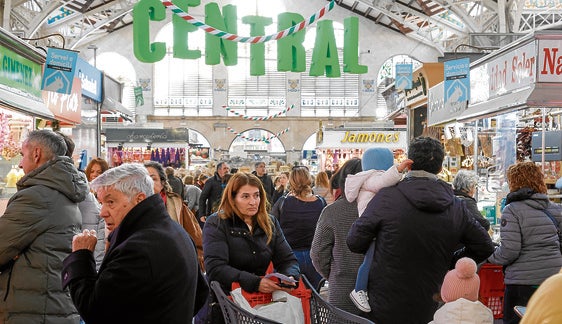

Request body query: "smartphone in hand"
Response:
[514, 306, 526, 318]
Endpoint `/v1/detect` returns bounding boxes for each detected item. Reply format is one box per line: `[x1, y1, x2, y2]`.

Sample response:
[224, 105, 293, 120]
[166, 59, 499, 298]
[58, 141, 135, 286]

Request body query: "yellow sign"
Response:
[341, 131, 400, 143]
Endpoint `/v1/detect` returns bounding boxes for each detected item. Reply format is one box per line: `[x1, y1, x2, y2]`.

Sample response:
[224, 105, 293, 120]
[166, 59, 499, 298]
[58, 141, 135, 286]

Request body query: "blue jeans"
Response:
[355, 241, 375, 292]
[293, 249, 323, 291]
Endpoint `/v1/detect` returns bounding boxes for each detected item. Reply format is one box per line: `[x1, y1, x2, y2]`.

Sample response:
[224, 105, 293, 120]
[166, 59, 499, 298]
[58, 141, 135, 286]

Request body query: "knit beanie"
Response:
[440, 257, 480, 302]
[361, 147, 394, 171]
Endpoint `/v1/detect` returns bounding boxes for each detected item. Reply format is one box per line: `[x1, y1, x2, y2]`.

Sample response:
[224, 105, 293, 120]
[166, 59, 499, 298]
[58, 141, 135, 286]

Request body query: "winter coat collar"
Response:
[506, 187, 550, 210]
[251, 171, 269, 181]
[453, 189, 475, 201]
[107, 194, 167, 249]
[404, 170, 439, 180]
[17, 156, 88, 203]
[506, 187, 535, 204]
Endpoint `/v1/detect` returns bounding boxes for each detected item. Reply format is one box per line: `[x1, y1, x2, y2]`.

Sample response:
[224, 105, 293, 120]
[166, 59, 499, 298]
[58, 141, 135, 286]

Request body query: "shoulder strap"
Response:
[543, 209, 561, 233]
[279, 193, 289, 215]
[315, 194, 327, 207]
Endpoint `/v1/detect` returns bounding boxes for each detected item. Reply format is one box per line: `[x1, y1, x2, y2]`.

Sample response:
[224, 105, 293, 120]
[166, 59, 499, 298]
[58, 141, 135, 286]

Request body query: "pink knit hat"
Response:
[440, 257, 480, 302]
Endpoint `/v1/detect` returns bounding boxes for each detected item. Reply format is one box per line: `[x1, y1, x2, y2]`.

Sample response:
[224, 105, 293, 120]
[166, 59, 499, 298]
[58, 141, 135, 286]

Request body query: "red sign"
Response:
[42, 77, 82, 124]
[539, 39, 562, 82]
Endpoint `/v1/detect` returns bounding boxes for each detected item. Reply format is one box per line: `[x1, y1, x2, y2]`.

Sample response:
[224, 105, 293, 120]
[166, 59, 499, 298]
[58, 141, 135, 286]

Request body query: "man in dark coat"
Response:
[347, 137, 495, 324]
[62, 163, 207, 324]
[166, 166, 184, 197]
[252, 161, 274, 204]
[198, 162, 230, 223]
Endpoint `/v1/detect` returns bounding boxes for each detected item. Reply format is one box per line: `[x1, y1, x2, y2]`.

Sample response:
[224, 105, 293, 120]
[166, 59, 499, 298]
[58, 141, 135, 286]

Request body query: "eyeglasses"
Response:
[292, 165, 309, 171]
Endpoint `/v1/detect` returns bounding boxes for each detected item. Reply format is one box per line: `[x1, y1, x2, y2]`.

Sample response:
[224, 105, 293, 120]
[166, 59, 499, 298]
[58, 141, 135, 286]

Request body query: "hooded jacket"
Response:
[345, 165, 401, 216]
[487, 188, 562, 285]
[0, 156, 88, 324]
[347, 172, 495, 324]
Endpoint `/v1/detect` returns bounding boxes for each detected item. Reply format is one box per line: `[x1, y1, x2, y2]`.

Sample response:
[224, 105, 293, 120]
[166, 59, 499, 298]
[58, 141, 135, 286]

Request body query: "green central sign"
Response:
[133, 0, 368, 77]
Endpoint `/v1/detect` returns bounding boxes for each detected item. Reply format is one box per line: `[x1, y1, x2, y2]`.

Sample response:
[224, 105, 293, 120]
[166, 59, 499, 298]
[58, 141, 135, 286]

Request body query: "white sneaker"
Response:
[350, 289, 371, 312]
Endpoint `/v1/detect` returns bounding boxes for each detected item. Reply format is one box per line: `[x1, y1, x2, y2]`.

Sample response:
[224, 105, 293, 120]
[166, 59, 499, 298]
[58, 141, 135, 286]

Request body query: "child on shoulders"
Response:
[344, 147, 412, 312]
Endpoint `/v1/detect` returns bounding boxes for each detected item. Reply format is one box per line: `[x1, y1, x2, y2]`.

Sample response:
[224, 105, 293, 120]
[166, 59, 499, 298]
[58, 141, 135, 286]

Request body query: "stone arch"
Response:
[374, 54, 422, 118]
[227, 128, 287, 163]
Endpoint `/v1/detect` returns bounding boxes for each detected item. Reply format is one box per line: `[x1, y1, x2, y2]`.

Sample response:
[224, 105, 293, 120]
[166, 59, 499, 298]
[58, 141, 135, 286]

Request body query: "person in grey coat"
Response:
[59, 131, 106, 270]
[183, 175, 202, 215]
[0, 130, 89, 324]
[310, 158, 365, 315]
[487, 161, 562, 324]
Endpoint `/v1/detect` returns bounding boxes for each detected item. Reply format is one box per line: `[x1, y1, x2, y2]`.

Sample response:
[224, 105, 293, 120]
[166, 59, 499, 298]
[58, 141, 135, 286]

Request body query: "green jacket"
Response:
[0, 156, 88, 324]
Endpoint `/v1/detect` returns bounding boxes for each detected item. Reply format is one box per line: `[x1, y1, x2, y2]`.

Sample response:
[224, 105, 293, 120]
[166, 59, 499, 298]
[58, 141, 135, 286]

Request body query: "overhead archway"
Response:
[375, 54, 422, 119]
[227, 128, 286, 166]
[188, 129, 212, 169]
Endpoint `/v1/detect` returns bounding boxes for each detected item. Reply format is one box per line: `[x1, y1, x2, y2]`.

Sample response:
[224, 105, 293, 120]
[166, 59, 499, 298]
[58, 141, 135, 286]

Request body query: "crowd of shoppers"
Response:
[2, 131, 562, 324]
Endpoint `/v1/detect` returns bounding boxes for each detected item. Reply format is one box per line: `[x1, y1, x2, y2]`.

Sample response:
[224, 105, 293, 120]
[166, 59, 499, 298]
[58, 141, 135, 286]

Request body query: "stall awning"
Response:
[458, 86, 534, 122]
[527, 84, 562, 107]
[0, 87, 54, 119]
[101, 96, 134, 120]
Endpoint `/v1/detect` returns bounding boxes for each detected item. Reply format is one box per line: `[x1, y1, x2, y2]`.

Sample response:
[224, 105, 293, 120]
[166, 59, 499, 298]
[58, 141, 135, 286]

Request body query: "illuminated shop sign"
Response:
[341, 131, 400, 143]
[317, 130, 407, 149]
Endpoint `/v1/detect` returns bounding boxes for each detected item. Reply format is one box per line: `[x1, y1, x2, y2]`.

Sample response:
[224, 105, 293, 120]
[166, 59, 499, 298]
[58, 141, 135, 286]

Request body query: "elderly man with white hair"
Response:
[61, 163, 207, 324]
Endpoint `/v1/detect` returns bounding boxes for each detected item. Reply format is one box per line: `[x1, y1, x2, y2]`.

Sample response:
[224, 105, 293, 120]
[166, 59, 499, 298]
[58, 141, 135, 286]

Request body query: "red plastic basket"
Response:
[480, 296, 504, 319]
[478, 264, 505, 319]
[231, 278, 312, 324]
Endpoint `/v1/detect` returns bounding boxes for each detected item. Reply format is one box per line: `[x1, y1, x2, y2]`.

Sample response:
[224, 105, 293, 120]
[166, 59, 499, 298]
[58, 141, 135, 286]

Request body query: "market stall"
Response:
[403, 62, 444, 142]
[315, 128, 408, 172]
[0, 28, 55, 212]
[434, 31, 562, 225]
[104, 128, 189, 168]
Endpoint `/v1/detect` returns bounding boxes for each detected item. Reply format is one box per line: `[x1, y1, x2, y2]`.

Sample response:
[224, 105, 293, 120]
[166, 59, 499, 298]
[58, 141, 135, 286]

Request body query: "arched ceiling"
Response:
[3, 0, 562, 54]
